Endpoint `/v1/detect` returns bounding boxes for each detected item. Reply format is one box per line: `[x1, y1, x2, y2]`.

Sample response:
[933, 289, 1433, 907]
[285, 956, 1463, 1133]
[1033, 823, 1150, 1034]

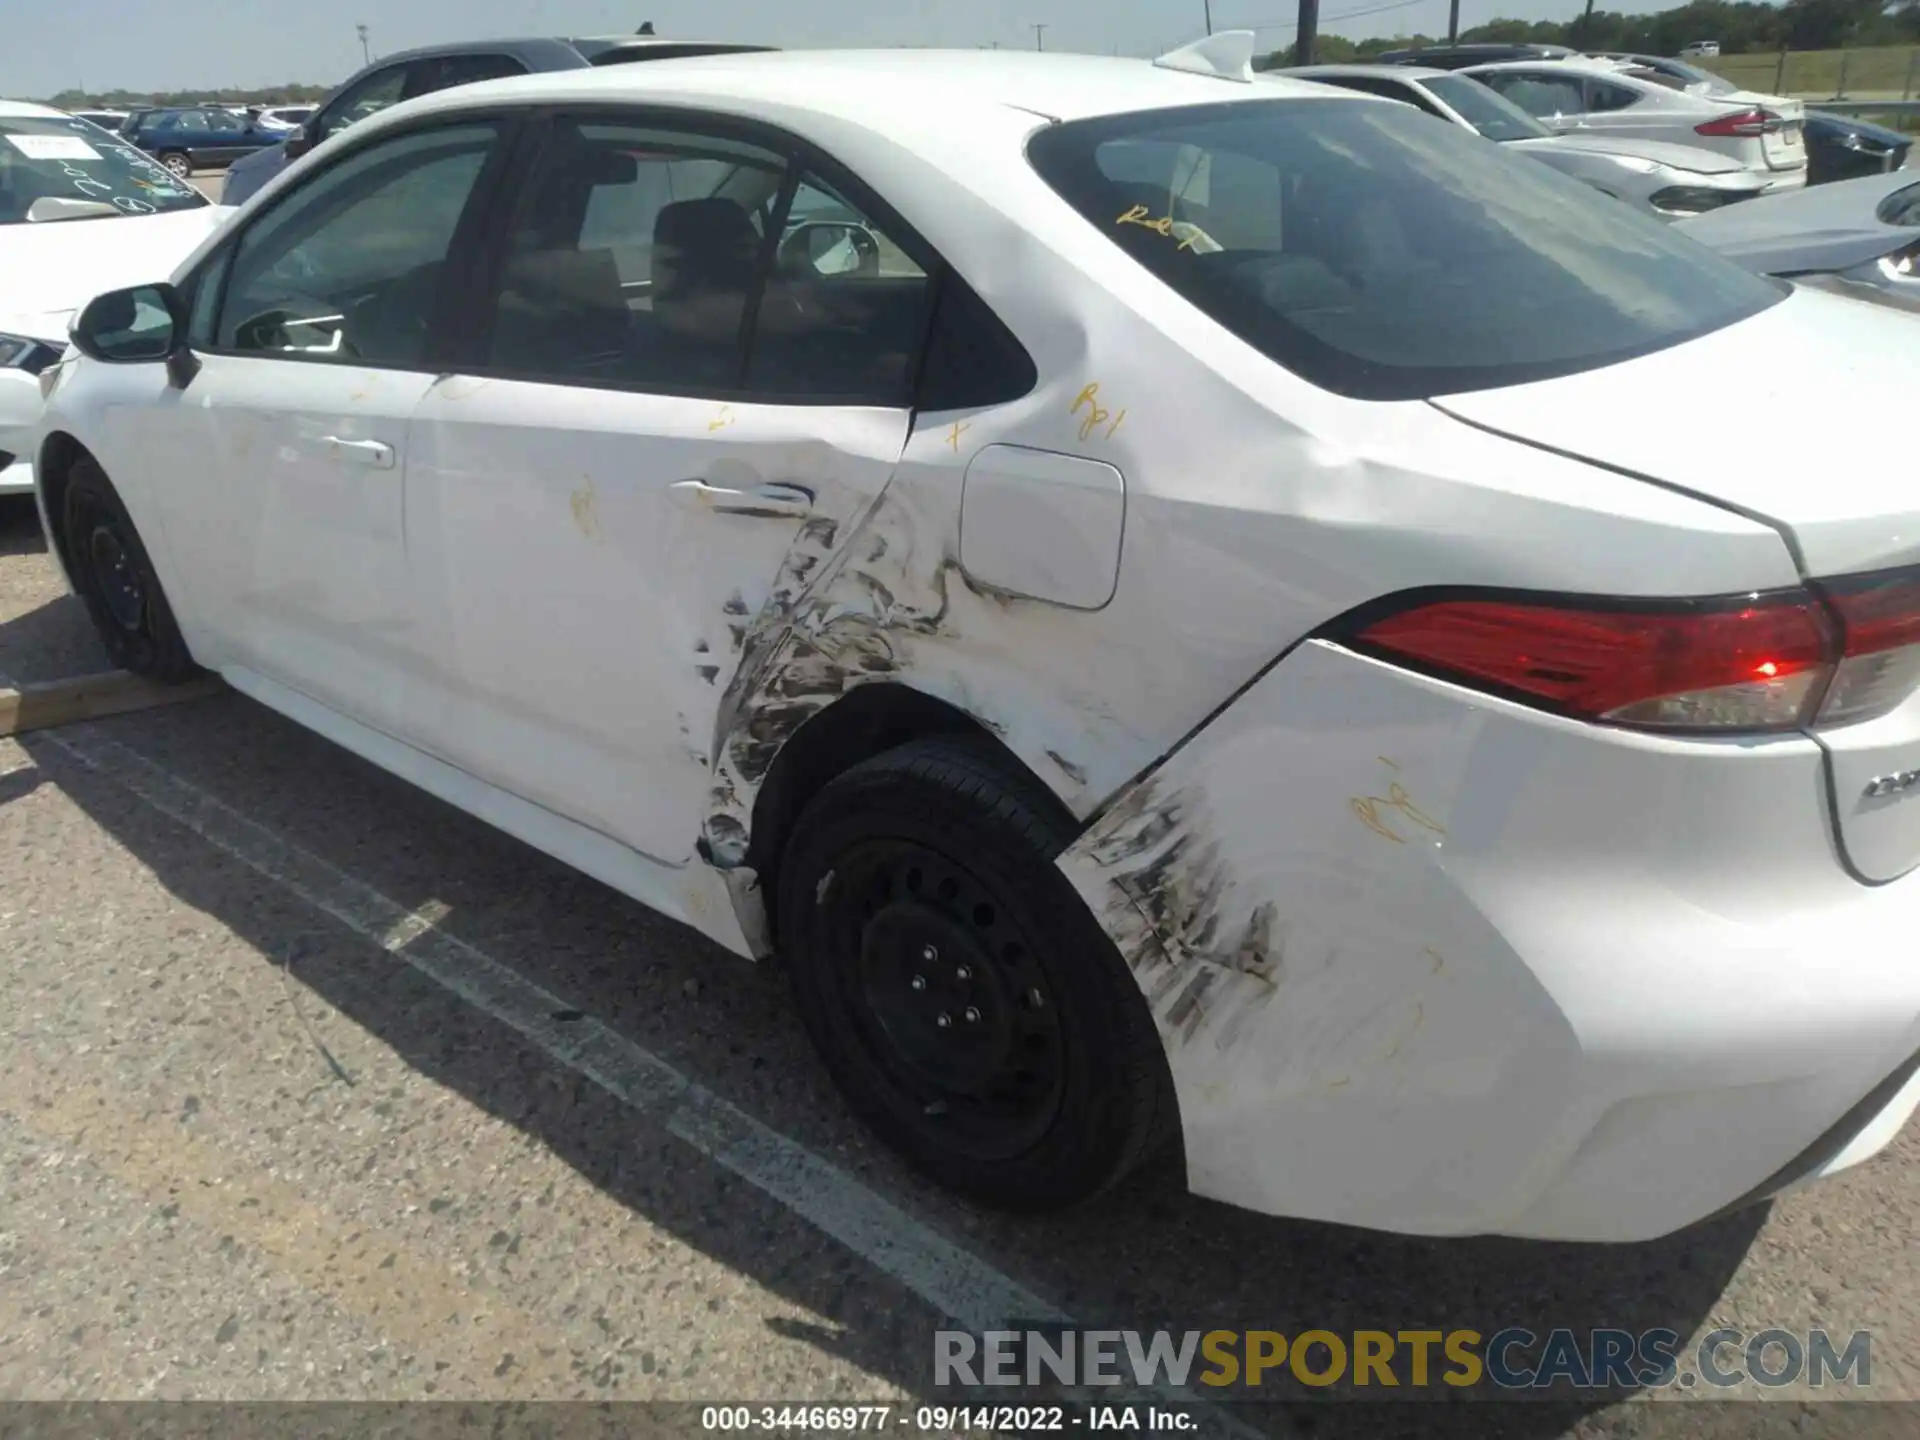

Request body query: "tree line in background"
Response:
[1266, 0, 1920, 67]
[33, 1, 1920, 107]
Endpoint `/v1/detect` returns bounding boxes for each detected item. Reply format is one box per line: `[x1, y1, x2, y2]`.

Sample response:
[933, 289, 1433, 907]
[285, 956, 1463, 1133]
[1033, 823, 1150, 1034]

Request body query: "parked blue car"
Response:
[124, 106, 286, 178]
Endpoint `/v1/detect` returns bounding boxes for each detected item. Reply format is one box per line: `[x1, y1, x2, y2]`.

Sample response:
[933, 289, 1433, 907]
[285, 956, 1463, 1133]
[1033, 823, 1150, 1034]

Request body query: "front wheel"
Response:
[63, 458, 199, 682]
[778, 736, 1176, 1210]
[159, 151, 192, 178]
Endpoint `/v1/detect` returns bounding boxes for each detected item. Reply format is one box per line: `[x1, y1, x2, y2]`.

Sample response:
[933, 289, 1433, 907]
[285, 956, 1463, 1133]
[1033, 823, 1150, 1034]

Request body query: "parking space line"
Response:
[41, 724, 1069, 1336]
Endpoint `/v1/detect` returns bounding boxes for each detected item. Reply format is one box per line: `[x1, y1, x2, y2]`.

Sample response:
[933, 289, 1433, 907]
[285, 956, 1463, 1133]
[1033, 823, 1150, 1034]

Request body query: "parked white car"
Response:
[0, 100, 226, 494]
[1678, 169, 1920, 313]
[30, 35, 1920, 1242]
[1463, 58, 1806, 192]
[1282, 65, 1770, 217]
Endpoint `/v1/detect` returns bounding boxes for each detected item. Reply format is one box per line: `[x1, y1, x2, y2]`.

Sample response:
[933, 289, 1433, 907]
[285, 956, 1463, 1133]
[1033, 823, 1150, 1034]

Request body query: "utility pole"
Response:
[1032, 23, 1047, 50]
[1204, 0, 1213, 34]
[1447, 0, 1460, 43]
[1297, 0, 1320, 64]
[355, 23, 371, 66]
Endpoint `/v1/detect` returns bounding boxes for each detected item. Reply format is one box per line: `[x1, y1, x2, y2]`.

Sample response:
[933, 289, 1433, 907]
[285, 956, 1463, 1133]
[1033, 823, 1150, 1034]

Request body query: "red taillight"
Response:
[1353, 595, 1832, 732]
[1348, 575, 1920, 734]
[1696, 107, 1772, 138]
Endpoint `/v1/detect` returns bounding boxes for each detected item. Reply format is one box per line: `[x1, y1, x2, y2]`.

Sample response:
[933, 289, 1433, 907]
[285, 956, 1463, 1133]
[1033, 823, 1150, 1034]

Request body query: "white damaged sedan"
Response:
[30, 35, 1920, 1241]
[0, 101, 225, 494]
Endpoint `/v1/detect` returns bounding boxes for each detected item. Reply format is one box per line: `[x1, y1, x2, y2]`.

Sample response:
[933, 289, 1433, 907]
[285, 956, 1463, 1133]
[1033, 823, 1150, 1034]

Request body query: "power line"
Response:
[1232, 0, 1433, 33]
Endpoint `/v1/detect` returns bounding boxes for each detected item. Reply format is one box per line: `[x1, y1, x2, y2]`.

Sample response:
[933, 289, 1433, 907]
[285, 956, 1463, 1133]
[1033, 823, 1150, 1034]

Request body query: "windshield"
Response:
[1422, 74, 1550, 140]
[0, 114, 206, 224]
[1027, 99, 1783, 401]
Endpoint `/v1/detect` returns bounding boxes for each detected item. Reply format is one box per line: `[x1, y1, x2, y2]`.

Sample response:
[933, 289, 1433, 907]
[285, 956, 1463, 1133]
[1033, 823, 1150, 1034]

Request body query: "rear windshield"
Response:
[1421, 74, 1549, 140]
[1026, 98, 1782, 401]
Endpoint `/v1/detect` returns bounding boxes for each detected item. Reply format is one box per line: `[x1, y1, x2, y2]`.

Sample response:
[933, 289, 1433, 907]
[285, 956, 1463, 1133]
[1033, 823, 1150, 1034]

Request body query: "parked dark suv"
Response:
[124, 105, 286, 177]
[222, 34, 772, 206]
[1378, 43, 1577, 70]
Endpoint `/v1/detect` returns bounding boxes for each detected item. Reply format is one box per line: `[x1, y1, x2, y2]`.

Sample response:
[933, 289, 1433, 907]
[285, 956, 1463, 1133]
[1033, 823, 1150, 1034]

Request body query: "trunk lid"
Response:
[1718, 90, 1807, 170]
[1433, 285, 1920, 882]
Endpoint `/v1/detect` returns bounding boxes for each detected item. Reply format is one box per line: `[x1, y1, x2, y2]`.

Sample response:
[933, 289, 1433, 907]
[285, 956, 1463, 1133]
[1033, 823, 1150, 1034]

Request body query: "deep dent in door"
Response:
[700, 454, 1144, 956]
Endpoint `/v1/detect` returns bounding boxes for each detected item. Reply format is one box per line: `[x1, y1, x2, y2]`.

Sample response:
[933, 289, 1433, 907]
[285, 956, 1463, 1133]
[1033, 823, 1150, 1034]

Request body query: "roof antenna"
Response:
[1152, 30, 1257, 83]
[636, 21, 656, 34]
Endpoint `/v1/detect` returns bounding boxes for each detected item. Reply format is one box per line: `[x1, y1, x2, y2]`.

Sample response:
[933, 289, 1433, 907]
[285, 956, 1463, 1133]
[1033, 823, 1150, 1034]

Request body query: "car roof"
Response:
[1462, 58, 1643, 76]
[1283, 64, 1450, 82]
[366, 36, 589, 68]
[0, 99, 66, 119]
[395, 48, 1354, 129]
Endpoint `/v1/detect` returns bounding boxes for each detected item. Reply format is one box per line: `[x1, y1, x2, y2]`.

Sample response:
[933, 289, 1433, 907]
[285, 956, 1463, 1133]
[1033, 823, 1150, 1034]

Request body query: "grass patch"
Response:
[1705, 45, 1920, 98]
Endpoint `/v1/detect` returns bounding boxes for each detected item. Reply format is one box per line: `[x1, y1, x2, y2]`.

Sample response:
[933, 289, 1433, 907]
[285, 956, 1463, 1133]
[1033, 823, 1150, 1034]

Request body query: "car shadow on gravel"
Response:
[1, 493, 48, 556]
[19, 688, 1771, 1439]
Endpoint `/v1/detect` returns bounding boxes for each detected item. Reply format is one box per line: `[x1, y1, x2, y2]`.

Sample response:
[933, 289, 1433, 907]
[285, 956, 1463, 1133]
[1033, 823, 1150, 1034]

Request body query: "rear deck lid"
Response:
[1433, 285, 1920, 881]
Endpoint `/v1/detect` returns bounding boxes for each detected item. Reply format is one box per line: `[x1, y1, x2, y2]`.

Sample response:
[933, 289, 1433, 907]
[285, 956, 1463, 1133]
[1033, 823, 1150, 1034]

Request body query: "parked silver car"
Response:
[1462, 58, 1806, 193]
[1676, 169, 1920, 314]
[1281, 65, 1770, 218]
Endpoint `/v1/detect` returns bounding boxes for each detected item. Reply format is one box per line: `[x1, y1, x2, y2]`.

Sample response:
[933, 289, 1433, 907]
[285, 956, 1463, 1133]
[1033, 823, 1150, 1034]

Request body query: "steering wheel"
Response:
[778, 220, 882, 278]
[233, 297, 357, 357]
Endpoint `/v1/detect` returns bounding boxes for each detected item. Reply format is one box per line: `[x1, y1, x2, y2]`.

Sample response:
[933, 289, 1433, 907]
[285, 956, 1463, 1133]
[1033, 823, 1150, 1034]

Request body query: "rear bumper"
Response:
[1760, 165, 1809, 193]
[1058, 640, 1920, 1241]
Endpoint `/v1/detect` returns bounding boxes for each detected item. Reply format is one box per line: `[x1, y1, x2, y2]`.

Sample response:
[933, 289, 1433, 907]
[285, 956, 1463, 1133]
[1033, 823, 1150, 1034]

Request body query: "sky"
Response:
[4, 0, 1675, 97]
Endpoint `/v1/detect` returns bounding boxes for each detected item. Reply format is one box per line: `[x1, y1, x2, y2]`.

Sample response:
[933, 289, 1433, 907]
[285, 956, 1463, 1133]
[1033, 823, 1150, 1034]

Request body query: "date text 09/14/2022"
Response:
[700, 1406, 1192, 1432]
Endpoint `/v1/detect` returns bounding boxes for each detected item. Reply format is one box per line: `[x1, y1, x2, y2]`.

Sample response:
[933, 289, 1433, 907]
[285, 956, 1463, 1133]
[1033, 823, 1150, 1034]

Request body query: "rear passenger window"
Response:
[410, 53, 529, 96]
[1586, 81, 1641, 112]
[748, 172, 934, 404]
[1485, 73, 1586, 117]
[482, 120, 788, 390]
[915, 272, 1036, 411]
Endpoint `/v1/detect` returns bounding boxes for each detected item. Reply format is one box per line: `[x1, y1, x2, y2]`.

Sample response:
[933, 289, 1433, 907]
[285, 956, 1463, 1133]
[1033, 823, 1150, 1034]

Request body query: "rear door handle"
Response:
[670, 480, 813, 519]
[320, 436, 396, 470]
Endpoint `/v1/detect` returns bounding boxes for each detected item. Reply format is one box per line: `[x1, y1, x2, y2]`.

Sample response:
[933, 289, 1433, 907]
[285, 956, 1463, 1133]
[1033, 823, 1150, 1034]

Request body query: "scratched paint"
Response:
[697, 474, 1126, 900]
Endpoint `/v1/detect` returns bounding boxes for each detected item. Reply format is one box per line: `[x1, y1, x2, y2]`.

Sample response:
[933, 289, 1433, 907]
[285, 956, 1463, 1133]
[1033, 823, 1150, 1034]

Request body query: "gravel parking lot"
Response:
[2, 459, 1916, 1429]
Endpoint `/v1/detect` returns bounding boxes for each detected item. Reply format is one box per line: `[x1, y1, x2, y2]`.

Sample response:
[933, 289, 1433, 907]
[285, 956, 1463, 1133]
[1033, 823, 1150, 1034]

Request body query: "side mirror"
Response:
[70, 283, 200, 387]
[285, 122, 316, 159]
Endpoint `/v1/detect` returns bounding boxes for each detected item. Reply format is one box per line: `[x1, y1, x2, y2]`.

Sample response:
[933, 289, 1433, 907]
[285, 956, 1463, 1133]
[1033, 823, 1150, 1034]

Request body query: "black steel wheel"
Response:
[63, 458, 198, 682]
[778, 735, 1176, 1210]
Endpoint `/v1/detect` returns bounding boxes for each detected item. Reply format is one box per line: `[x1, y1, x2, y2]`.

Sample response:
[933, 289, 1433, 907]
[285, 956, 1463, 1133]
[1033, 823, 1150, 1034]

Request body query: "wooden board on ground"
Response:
[0, 671, 225, 737]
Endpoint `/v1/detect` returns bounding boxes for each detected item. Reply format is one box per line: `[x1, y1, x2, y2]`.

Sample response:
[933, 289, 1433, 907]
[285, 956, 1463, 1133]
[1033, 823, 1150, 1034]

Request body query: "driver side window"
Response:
[216, 122, 502, 367]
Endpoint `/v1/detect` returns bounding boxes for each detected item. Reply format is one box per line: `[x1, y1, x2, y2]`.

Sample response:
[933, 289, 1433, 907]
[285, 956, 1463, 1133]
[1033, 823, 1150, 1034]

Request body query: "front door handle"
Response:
[670, 479, 813, 519]
[320, 436, 396, 470]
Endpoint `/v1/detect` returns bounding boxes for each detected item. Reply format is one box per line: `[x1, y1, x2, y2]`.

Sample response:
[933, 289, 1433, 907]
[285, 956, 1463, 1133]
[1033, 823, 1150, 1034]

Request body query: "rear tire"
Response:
[63, 458, 199, 683]
[777, 735, 1176, 1210]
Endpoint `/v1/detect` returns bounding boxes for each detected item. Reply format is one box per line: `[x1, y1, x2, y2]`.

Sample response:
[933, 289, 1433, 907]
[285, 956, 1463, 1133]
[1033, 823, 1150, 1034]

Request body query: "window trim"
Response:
[440, 101, 952, 409]
[194, 110, 531, 376]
